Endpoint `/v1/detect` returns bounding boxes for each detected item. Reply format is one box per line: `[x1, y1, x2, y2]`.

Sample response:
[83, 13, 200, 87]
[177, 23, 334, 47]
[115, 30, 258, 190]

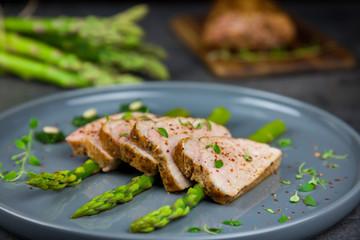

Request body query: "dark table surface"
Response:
[0, 1, 359, 239]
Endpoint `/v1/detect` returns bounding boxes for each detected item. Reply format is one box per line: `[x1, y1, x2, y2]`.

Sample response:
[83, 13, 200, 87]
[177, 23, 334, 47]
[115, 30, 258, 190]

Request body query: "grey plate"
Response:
[0, 82, 359, 240]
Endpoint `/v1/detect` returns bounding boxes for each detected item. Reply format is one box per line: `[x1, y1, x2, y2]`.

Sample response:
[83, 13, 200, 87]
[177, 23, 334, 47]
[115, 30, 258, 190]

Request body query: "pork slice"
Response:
[131, 117, 232, 192]
[99, 113, 160, 176]
[173, 136, 282, 204]
[66, 112, 138, 172]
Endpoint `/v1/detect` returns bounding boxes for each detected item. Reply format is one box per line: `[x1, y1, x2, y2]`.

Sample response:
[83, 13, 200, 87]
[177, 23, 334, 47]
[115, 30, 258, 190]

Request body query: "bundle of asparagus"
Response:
[0, 4, 169, 87]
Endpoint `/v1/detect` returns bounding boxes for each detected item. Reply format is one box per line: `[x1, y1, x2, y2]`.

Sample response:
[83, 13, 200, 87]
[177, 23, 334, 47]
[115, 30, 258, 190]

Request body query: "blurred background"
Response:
[0, 0, 359, 239]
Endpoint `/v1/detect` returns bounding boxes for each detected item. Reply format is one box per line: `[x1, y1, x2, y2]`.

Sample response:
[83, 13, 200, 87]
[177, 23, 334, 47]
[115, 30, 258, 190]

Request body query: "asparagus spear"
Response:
[129, 120, 286, 232]
[29, 34, 169, 80]
[0, 32, 143, 86]
[0, 50, 90, 87]
[130, 183, 205, 232]
[248, 119, 286, 143]
[25, 159, 100, 191]
[71, 174, 156, 219]
[3, 5, 149, 48]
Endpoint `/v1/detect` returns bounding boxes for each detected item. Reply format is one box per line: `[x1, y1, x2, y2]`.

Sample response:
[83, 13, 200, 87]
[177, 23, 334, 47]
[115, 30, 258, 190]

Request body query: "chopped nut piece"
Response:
[129, 100, 143, 111]
[82, 108, 97, 119]
[43, 126, 60, 134]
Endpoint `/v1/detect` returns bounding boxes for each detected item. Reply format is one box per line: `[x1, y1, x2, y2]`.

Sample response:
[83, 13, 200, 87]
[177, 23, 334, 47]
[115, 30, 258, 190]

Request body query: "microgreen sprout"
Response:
[222, 218, 242, 226]
[244, 148, 252, 162]
[280, 180, 291, 185]
[157, 128, 168, 138]
[303, 195, 316, 206]
[289, 191, 300, 203]
[265, 208, 275, 214]
[215, 160, 224, 168]
[278, 138, 292, 147]
[0, 117, 40, 182]
[321, 149, 348, 160]
[205, 143, 221, 154]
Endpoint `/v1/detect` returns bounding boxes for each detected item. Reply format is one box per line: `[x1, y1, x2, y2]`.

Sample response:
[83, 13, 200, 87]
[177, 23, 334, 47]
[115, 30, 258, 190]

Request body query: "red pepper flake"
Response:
[287, 165, 292, 169]
[334, 178, 342, 182]
[274, 198, 278, 203]
[314, 152, 321, 157]
[313, 146, 318, 151]
[277, 209, 282, 212]
[40, 165, 45, 169]
[302, 211, 305, 214]
[287, 217, 291, 220]
[268, 222, 272, 225]
[318, 173, 323, 177]
[325, 198, 330, 200]
[292, 211, 295, 214]
[29, 187, 33, 190]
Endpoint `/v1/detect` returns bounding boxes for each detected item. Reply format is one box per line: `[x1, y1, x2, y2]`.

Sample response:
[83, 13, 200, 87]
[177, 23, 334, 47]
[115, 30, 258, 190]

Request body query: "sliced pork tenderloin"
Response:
[99, 113, 160, 176]
[173, 136, 281, 204]
[131, 117, 231, 192]
[66, 112, 147, 172]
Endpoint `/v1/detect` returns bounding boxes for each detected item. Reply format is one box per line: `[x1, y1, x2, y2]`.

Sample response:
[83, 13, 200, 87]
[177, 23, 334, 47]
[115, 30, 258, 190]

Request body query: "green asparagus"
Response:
[26, 159, 100, 191]
[248, 119, 286, 143]
[3, 5, 149, 48]
[71, 174, 156, 218]
[0, 32, 143, 86]
[0, 51, 90, 87]
[30, 34, 169, 80]
[130, 183, 205, 233]
[129, 119, 286, 233]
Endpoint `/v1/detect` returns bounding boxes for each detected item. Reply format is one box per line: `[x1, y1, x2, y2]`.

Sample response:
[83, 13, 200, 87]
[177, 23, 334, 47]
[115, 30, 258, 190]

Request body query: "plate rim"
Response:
[0, 81, 359, 240]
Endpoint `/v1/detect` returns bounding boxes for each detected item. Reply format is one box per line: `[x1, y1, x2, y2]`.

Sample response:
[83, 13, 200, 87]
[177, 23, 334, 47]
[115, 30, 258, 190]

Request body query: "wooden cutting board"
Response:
[171, 15, 355, 78]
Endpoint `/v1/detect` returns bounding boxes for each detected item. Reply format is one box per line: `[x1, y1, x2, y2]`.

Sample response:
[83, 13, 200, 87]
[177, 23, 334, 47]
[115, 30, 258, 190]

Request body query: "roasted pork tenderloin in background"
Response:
[131, 117, 232, 192]
[202, 0, 296, 50]
[173, 136, 282, 204]
[66, 112, 153, 172]
[99, 113, 160, 176]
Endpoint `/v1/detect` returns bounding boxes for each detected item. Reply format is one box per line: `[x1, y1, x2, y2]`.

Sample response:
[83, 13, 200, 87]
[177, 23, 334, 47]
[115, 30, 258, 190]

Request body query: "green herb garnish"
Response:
[290, 191, 300, 203]
[163, 108, 190, 117]
[222, 218, 242, 226]
[303, 195, 316, 206]
[188, 225, 223, 235]
[122, 112, 134, 120]
[244, 148, 252, 162]
[196, 122, 205, 129]
[205, 143, 221, 154]
[215, 160, 224, 168]
[0, 117, 40, 182]
[321, 149, 348, 159]
[105, 114, 110, 122]
[296, 163, 317, 179]
[119, 133, 129, 137]
[206, 119, 212, 131]
[72, 115, 99, 127]
[119, 99, 149, 113]
[278, 215, 289, 223]
[203, 224, 223, 235]
[278, 138, 292, 147]
[327, 164, 339, 168]
[265, 208, 275, 214]
[187, 227, 201, 233]
[280, 180, 291, 185]
[178, 118, 195, 128]
[157, 128, 168, 138]
[35, 131, 65, 144]
[298, 183, 315, 192]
